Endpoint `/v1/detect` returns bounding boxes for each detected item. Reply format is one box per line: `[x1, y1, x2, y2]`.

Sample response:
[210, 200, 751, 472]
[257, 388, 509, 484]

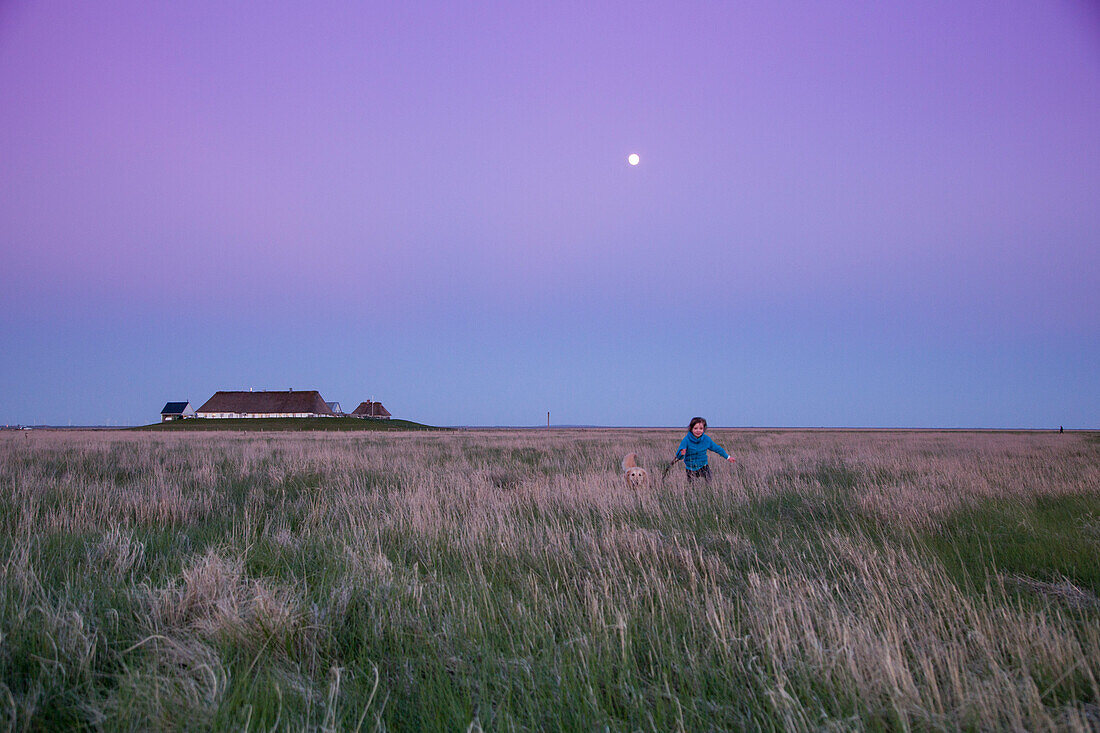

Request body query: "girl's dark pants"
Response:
[685, 465, 711, 483]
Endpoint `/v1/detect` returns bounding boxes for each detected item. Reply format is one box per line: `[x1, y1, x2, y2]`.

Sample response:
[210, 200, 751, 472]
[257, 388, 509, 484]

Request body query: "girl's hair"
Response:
[688, 417, 707, 431]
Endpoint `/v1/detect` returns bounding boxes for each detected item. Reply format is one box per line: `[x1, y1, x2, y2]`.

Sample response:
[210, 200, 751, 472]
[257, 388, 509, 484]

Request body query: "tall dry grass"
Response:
[0, 428, 1098, 730]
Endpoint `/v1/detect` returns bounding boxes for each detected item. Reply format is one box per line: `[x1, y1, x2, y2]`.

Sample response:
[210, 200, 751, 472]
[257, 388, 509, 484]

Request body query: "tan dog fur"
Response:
[621, 453, 648, 488]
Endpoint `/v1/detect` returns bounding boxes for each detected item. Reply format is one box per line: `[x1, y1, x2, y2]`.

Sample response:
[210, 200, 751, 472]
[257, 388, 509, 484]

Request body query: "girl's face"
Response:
[691, 422, 706, 437]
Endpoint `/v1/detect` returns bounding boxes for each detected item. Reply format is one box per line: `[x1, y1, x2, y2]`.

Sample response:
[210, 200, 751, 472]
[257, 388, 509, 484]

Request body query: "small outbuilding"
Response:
[326, 401, 343, 416]
[161, 401, 195, 422]
[351, 401, 391, 420]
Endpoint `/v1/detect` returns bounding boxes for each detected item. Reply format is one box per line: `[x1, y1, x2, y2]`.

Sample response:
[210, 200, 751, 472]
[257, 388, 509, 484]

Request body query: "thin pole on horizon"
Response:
[547, 411, 550, 429]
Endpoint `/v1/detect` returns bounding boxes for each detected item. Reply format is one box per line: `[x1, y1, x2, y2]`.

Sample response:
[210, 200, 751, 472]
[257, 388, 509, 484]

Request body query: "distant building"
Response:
[351, 401, 391, 420]
[326, 401, 343, 416]
[195, 390, 335, 419]
[161, 401, 195, 422]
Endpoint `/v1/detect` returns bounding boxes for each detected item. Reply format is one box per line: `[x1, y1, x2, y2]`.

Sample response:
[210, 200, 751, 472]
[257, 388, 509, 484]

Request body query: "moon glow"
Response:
[628, 153, 640, 166]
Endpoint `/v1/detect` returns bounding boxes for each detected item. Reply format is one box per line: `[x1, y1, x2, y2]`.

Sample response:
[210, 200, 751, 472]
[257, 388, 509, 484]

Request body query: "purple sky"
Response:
[2, 1, 1098, 427]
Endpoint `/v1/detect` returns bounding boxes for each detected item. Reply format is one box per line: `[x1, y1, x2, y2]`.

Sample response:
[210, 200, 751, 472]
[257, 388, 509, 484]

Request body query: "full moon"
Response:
[628, 153, 640, 166]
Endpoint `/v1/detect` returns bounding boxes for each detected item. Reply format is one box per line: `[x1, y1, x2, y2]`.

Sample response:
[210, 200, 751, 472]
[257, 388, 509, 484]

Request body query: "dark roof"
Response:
[196, 390, 334, 415]
[351, 401, 392, 417]
[161, 402, 191, 415]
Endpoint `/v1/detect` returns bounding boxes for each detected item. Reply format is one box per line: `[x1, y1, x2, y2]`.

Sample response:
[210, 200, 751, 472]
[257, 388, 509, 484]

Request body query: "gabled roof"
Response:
[351, 401, 391, 417]
[196, 390, 334, 415]
[161, 402, 191, 415]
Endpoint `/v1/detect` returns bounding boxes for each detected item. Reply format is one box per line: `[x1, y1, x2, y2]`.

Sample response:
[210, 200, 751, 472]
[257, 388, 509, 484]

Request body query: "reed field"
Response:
[1, 428, 1098, 731]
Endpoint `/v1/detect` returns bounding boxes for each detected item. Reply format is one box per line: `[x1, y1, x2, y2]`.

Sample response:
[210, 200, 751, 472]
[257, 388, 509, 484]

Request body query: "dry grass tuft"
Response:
[143, 550, 301, 644]
[1003, 574, 1100, 610]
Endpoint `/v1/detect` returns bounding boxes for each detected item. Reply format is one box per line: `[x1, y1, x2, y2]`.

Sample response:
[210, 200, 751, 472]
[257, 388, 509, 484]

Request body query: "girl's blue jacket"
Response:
[675, 433, 730, 471]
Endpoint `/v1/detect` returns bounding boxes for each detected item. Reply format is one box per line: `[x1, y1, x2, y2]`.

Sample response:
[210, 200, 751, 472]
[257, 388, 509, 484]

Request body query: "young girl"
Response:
[675, 417, 735, 483]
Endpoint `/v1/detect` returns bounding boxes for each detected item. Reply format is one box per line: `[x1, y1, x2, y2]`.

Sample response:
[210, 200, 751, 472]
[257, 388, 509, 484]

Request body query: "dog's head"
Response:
[625, 467, 648, 488]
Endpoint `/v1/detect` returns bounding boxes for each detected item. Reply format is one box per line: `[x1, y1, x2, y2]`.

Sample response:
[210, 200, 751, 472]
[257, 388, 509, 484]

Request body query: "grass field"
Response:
[1, 429, 1098, 730]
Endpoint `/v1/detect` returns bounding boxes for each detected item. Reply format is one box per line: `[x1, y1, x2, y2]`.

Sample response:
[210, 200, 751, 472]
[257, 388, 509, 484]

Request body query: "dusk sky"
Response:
[2, 1, 1098, 427]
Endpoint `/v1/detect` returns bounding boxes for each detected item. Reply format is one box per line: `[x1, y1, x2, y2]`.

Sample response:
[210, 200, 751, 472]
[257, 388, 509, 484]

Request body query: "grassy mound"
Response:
[133, 416, 438, 431]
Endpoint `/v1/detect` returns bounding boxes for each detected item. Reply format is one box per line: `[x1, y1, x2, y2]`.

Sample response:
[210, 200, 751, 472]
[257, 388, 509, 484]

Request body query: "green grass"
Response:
[923, 491, 1100, 597]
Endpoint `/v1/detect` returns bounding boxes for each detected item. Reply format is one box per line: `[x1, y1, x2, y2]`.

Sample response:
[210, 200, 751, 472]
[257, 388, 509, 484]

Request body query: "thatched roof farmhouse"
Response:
[196, 390, 335, 419]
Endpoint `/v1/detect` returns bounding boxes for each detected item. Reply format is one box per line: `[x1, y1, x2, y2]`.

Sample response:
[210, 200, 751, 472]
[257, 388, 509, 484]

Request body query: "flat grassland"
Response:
[1, 429, 1098, 730]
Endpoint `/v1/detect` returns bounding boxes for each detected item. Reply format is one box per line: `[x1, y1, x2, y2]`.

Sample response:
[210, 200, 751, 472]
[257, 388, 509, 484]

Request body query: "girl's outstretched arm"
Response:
[707, 436, 735, 462]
